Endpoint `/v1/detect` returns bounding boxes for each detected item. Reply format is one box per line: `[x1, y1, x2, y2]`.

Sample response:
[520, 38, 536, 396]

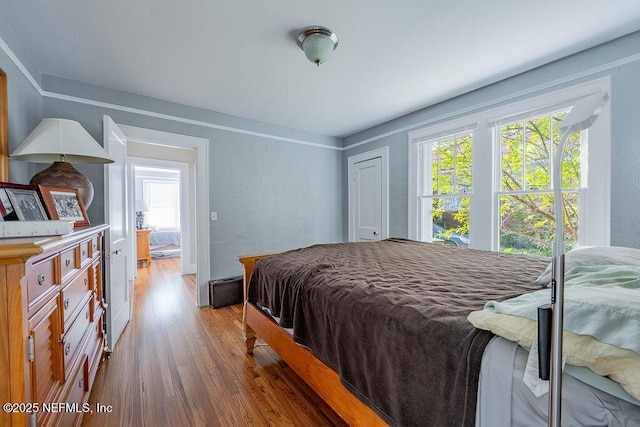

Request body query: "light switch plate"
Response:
[210, 211, 218, 221]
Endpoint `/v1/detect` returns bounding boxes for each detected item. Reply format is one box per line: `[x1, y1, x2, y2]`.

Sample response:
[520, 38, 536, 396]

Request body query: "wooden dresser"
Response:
[136, 229, 151, 266]
[0, 224, 109, 427]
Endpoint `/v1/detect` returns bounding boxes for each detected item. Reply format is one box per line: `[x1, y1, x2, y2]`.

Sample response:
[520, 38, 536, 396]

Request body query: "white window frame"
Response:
[408, 77, 611, 250]
[143, 177, 181, 230]
[408, 121, 478, 244]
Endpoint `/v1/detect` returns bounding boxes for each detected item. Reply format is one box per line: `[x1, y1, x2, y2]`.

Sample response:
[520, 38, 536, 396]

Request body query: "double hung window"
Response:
[414, 131, 472, 247]
[497, 110, 583, 254]
[408, 78, 611, 254]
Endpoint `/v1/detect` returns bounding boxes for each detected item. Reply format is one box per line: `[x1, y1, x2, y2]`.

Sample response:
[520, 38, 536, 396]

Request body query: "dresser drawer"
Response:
[86, 315, 104, 392]
[62, 299, 91, 377]
[90, 235, 101, 258]
[61, 268, 91, 328]
[27, 255, 58, 308]
[58, 354, 88, 427]
[60, 246, 79, 283]
[85, 314, 103, 361]
[80, 239, 92, 266]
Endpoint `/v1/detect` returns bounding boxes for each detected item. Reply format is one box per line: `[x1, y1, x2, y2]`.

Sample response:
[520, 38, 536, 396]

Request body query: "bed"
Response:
[149, 228, 181, 249]
[149, 228, 181, 258]
[238, 239, 640, 426]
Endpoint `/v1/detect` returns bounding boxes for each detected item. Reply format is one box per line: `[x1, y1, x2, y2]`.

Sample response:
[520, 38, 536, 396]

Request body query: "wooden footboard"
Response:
[237, 253, 386, 427]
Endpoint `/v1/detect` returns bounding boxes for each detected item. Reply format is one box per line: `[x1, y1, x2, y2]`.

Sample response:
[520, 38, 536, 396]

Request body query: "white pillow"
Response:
[535, 246, 640, 286]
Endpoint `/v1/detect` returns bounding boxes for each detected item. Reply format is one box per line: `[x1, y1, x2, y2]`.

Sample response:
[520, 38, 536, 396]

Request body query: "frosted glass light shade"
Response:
[302, 34, 335, 65]
[297, 26, 339, 66]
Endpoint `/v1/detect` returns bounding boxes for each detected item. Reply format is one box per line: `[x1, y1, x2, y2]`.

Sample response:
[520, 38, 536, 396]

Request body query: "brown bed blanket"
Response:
[248, 238, 549, 426]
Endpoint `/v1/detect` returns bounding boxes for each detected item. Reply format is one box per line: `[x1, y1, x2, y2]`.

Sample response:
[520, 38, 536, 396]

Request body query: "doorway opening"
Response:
[129, 151, 195, 280]
[133, 164, 184, 263]
[118, 124, 210, 307]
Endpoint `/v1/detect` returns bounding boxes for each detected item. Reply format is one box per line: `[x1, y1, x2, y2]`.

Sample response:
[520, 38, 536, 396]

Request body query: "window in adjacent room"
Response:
[143, 178, 180, 229]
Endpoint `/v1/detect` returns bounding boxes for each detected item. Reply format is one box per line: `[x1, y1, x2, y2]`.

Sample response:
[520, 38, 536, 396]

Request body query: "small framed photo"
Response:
[39, 186, 90, 228]
[5, 187, 49, 221]
[0, 188, 14, 220]
[0, 182, 39, 221]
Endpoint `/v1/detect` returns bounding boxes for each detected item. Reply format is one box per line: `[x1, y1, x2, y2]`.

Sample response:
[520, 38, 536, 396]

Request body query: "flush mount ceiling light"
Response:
[297, 26, 339, 66]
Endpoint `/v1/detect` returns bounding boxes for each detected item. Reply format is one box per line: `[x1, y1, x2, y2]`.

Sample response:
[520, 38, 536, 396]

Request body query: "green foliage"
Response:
[428, 112, 581, 255]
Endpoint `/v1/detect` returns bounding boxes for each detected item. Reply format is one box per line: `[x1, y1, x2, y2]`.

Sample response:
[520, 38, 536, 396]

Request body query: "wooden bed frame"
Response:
[238, 253, 386, 427]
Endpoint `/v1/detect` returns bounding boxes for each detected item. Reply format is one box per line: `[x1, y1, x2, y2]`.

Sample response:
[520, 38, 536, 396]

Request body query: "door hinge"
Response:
[28, 335, 34, 362]
[29, 411, 36, 427]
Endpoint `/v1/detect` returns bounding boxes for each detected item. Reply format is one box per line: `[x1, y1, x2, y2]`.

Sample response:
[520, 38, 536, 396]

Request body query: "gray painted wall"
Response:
[40, 87, 343, 280]
[0, 20, 343, 280]
[4, 16, 640, 285]
[0, 21, 42, 184]
[343, 31, 640, 249]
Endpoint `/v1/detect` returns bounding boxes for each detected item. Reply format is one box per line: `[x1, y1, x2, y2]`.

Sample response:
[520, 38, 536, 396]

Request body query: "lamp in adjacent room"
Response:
[135, 198, 149, 229]
[10, 118, 114, 208]
[297, 26, 339, 66]
[545, 90, 609, 427]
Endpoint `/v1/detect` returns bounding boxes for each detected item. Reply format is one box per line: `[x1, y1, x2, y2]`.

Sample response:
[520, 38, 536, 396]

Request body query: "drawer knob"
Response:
[79, 377, 84, 388]
[84, 277, 89, 287]
[37, 274, 45, 285]
[82, 249, 86, 257]
[65, 259, 71, 267]
[65, 342, 71, 356]
[64, 298, 69, 310]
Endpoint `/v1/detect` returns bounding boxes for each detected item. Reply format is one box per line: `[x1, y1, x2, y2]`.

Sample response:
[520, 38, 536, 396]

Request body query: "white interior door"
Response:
[103, 115, 131, 350]
[353, 157, 383, 241]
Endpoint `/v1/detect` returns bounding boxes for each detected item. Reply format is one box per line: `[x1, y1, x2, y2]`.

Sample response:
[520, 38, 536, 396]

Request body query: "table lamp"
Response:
[10, 118, 114, 208]
[135, 198, 149, 229]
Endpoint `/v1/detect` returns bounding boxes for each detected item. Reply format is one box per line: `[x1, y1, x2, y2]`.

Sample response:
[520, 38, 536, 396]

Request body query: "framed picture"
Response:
[0, 188, 13, 220]
[39, 186, 90, 228]
[0, 182, 44, 221]
[5, 187, 49, 221]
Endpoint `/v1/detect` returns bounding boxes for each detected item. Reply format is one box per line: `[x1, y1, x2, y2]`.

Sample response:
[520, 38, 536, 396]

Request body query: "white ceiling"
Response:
[3, 1, 640, 138]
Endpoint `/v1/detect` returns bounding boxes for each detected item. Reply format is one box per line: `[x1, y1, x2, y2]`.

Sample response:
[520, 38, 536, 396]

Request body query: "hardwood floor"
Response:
[83, 258, 346, 427]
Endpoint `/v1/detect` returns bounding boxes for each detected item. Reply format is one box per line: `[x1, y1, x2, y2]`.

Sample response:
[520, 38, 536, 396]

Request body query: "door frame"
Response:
[116, 124, 211, 307]
[129, 158, 194, 275]
[348, 147, 389, 242]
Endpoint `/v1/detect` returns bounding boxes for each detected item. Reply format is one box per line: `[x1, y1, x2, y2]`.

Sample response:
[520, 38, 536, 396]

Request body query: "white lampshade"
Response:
[10, 118, 114, 164]
[135, 198, 149, 212]
[297, 26, 339, 66]
[10, 118, 114, 209]
[559, 92, 610, 133]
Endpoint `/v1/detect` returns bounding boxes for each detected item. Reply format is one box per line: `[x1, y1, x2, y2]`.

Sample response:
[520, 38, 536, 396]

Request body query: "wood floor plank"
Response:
[82, 257, 347, 426]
